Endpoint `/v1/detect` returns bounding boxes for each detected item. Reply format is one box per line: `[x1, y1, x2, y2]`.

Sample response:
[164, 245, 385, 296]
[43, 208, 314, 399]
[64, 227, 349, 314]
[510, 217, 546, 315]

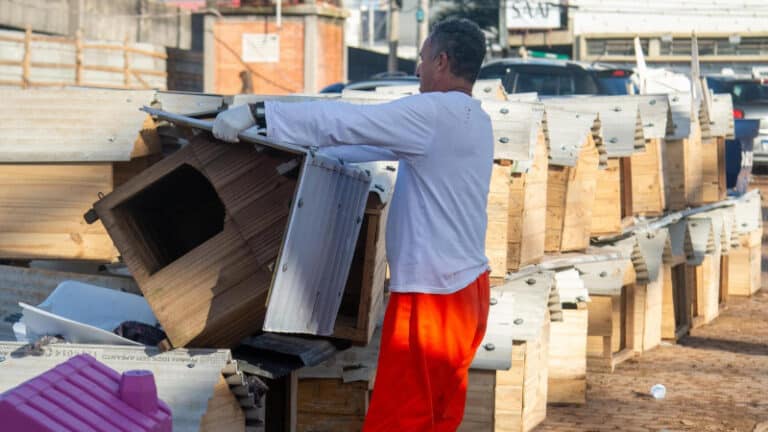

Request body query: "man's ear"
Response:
[437, 51, 450, 72]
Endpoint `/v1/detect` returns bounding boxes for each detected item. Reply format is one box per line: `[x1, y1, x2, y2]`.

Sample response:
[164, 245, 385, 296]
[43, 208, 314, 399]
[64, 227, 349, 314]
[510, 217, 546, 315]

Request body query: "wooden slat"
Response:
[631, 138, 666, 215]
[548, 307, 588, 404]
[0, 164, 117, 260]
[590, 158, 622, 236]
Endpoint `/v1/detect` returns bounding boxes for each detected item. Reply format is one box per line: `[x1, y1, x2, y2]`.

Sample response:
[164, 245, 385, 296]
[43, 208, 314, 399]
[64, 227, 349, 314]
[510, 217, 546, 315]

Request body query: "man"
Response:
[213, 18, 493, 431]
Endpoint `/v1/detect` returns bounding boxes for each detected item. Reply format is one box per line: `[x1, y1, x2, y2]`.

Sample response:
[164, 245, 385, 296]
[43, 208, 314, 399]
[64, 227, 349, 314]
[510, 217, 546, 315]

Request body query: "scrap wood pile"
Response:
[0, 75, 761, 432]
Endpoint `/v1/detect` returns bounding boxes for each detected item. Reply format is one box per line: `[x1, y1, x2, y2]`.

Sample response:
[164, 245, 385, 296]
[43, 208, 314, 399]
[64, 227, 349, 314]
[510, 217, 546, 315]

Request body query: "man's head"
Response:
[416, 18, 486, 94]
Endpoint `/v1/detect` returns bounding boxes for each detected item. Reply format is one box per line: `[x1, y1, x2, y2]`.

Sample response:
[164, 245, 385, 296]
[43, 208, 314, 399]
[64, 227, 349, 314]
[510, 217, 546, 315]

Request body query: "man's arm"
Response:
[213, 95, 436, 163]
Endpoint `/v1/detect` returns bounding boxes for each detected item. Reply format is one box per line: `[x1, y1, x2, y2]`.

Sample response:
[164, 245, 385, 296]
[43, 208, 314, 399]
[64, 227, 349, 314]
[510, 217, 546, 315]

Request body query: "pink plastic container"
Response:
[0, 354, 172, 432]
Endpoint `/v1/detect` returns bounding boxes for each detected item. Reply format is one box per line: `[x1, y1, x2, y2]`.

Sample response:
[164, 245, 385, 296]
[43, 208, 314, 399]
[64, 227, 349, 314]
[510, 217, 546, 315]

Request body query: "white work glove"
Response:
[212, 105, 256, 143]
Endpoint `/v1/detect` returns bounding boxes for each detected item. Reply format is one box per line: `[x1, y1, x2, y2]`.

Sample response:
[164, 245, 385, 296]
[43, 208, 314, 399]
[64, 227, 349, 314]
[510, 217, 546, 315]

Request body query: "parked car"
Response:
[707, 74, 768, 166]
[477, 58, 634, 96]
[320, 74, 419, 93]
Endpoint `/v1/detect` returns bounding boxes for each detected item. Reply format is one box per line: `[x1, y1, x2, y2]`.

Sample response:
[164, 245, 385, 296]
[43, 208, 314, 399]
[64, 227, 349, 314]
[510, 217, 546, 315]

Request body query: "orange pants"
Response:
[363, 272, 490, 432]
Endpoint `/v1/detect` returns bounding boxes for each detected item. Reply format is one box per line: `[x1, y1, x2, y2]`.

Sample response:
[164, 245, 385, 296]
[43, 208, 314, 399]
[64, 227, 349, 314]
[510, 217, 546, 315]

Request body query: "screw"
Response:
[282, 264, 288, 272]
[499, 137, 510, 144]
[526, 278, 536, 285]
[650, 99, 657, 105]
[490, 297, 498, 306]
[600, 271, 608, 277]
[187, 363, 195, 368]
[484, 343, 495, 351]
[514, 318, 524, 325]
[297, 198, 304, 208]
[500, 108, 509, 115]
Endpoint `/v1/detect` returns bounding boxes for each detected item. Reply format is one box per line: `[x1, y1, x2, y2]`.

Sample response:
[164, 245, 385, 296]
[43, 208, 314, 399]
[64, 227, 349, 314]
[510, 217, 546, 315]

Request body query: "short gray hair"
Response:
[428, 18, 486, 83]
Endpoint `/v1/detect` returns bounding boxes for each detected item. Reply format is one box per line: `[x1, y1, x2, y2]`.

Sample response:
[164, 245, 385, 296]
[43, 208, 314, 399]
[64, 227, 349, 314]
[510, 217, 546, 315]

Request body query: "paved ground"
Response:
[536, 290, 768, 432]
[537, 177, 768, 432]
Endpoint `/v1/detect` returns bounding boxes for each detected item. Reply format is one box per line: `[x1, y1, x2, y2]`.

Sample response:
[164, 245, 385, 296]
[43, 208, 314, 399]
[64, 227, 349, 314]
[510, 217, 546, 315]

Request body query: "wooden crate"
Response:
[590, 157, 634, 236]
[547, 303, 588, 404]
[630, 138, 666, 215]
[507, 131, 549, 272]
[545, 133, 600, 252]
[91, 133, 370, 349]
[728, 228, 763, 296]
[664, 122, 704, 210]
[460, 321, 550, 432]
[333, 194, 389, 344]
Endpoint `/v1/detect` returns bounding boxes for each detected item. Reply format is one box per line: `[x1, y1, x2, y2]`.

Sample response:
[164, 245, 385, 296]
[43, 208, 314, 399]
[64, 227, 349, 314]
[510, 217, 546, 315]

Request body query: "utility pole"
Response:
[387, 0, 400, 73]
[415, 0, 429, 53]
[498, 0, 508, 57]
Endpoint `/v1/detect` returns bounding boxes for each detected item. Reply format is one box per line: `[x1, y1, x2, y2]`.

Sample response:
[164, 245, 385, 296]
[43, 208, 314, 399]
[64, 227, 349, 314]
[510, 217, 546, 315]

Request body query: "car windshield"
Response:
[731, 82, 768, 103]
[478, 63, 599, 96]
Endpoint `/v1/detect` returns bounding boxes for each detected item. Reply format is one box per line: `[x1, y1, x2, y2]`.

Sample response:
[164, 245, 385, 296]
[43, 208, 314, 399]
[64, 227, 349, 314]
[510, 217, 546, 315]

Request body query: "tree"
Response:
[430, 0, 500, 35]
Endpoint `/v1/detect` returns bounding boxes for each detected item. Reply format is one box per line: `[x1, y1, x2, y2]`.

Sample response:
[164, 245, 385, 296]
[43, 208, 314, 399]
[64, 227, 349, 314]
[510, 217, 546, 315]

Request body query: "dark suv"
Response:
[477, 58, 633, 96]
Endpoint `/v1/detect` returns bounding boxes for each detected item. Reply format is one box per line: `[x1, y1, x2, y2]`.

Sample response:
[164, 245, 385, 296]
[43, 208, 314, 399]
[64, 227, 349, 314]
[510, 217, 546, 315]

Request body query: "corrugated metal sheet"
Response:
[685, 217, 714, 265]
[540, 103, 598, 166]
[577, 258, 629, 296]
[356, 161, 398, 204]
[472, 79, 508, 100]
[691, 209, 725, 256]
[0, 88, 153, 162]
[0, 342, 232, 432]
[143, 108, 371, 337]
[637, 94, 672, 139]
[481, 99, 544, 162]
[153, 91, 226, 116]
[668, 219, 688, 259]
[633, 228, 669, 284]
[265, 154, 370, 335]
[471, 271, 553, 371]
[545, 95, 644, 157]
[709, 94, 735, 139]
[733, 189, 762, 235]
[666, 92, 694, 140]
[554, 268, 589, 304]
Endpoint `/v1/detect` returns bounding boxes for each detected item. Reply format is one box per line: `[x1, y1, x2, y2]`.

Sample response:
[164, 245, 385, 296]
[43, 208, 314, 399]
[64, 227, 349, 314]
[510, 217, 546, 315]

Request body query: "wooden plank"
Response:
[560, 134, 599, 251]
[547, 307, 588, 404]
[0, 164, 118, 260]
[661, 264, 677, 340]
[728, 229, 763, 296]
[700, 137, 722, 204]
[590, 158, 622, 236]
[200, 376, 247, 432]
[507, 130, 548, 271]
[700, 254, 721, 323]
[487, 164, 513, 278]
[630, 138, 666, 215]
[296, 379, 369, 432]
[642, 265, 664, 351]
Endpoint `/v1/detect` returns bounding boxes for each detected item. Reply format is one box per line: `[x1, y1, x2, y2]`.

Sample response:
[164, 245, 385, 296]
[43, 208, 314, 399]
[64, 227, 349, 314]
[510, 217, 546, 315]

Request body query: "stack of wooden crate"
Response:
[460, 271, 554, 432]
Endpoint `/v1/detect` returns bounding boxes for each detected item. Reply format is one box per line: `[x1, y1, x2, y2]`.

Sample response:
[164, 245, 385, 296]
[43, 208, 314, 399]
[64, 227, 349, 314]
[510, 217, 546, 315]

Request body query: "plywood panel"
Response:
[590, 158, 622, 236]
[487, 164, 512, 278]
[631, 138, 665, 215]
[0, 163, 117, 260]
[548, 307, 588, 404]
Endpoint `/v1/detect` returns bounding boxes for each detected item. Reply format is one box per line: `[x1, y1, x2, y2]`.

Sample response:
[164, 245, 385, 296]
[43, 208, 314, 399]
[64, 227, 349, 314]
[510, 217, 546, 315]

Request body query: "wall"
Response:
[0, 0, 191, 49]
[209, 12, 345, 94]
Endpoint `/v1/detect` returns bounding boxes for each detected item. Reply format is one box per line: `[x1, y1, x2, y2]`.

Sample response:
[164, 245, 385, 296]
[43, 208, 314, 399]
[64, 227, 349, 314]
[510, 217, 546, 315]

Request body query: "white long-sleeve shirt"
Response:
[265, 91, 493, 294]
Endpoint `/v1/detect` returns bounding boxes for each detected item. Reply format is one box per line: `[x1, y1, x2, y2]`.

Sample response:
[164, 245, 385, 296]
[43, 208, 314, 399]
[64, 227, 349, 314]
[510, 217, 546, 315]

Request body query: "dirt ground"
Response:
[536, 176, 768, 432]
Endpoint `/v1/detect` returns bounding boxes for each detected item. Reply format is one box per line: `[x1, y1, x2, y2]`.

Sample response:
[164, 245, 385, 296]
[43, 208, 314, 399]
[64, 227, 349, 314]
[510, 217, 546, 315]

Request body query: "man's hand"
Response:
[212, 105, 257, 142]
